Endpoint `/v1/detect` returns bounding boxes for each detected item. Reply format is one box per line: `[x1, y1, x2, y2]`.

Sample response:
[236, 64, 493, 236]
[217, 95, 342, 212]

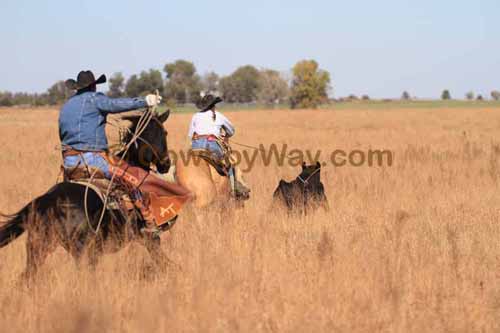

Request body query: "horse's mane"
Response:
[118, 114, 143, 146]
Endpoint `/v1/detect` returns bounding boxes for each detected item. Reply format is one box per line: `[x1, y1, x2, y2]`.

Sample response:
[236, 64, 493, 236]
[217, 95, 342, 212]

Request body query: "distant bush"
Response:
[46, 81, 72, 105]
[465, 91, 475, 100]
[401, 91, 411, 100]
[477, 95, 484, 101]
[361, 95, 370, 101]
[441, 90, 451, 100]
[491, 91, 500, 101]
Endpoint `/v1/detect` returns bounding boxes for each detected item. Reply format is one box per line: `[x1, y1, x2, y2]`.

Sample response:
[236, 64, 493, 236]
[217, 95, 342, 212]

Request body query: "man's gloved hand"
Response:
[145, 94, 162, 107]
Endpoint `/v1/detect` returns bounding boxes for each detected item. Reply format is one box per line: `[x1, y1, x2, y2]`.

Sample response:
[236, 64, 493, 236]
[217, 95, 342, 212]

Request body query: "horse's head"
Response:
[122, 110, 171, 173]
[298, 161, 322, 186]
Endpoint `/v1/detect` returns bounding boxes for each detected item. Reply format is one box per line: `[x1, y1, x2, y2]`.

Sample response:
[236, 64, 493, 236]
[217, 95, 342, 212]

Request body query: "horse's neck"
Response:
[120, 145, 146, 170]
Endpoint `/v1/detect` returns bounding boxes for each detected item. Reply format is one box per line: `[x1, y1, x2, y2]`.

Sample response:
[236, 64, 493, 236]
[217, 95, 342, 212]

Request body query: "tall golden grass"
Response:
[0, 106, 500, 332]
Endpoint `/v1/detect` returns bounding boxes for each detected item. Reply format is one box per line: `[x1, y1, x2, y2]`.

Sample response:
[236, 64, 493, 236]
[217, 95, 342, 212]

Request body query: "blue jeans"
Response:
[191, 138, 224, 160]
[63, 152, 111, 178]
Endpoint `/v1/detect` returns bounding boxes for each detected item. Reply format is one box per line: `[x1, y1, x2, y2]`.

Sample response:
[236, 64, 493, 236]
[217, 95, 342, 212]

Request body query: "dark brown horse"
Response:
[0, 110, 173, 281]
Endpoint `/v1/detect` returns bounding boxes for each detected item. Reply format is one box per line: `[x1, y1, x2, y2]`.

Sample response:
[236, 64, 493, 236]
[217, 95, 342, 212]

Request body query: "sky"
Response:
[0, 0, 499, 99]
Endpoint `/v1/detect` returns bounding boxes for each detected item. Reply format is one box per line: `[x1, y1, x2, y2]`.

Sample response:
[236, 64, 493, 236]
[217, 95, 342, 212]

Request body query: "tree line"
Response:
[0, 59, 331, 109]
[2, 61, 499, 108]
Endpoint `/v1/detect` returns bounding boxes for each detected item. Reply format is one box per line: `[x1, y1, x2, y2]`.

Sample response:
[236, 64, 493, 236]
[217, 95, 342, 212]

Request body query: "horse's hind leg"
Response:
[19, 229, 54, 283]
[143, 236, 180, 273]
[69, 236, 102, 273]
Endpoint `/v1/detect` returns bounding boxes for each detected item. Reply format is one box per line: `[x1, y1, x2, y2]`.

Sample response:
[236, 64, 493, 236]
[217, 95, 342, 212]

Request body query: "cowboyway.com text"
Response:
[164, 144, 393, 172]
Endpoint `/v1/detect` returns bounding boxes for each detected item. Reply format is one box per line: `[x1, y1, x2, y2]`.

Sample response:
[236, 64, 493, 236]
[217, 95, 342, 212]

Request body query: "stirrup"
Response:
[140, 226, 162, 240]
[233, 181, 250, 200]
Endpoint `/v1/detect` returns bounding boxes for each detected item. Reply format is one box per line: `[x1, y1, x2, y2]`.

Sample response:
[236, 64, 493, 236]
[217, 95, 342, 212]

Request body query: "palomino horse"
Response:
[175, 156, 232, 209]
[0, 110, 175, 281]
[174, 136, 250, 209]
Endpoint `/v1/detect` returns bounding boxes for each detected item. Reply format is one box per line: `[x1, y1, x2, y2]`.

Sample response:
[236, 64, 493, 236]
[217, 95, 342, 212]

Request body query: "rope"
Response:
[230, 140, 268, 152]
[297, 166, 321, 185]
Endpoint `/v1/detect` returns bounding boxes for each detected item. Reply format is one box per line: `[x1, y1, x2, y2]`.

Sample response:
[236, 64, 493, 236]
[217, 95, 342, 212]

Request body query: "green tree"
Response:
[257, 69, 289, 105]
[491, 90, 500, 101]
[465, 91, 475, 100]
[163, 60, 201, 104]
[108, 72, 125, 98]
[201, 72, 220, 93]
[0, 91, 14, 106]
[441, 89, 451, 100]
[125, 69, 163, 97]
[47, 81, 72, 105]
[290, 60, 330, 109]
[125, 75, 140, 97]
[219, 65, 260, 103]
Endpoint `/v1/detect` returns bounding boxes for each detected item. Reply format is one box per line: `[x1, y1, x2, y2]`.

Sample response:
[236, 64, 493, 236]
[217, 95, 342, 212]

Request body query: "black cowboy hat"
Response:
[65, 70, 107, 90]
[196, 93, 223, 111]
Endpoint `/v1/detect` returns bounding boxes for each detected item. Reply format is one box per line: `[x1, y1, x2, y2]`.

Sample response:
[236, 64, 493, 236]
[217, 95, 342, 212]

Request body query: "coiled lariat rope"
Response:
[83, 91, 159, 235]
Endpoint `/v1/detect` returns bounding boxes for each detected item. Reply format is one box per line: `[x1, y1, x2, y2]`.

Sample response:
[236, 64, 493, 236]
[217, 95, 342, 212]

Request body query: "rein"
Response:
[297, 167, 321, 186]
[108, 116, 168, 166]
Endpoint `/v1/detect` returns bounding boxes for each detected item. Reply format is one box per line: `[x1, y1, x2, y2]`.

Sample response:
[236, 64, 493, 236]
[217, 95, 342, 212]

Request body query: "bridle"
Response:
[119, 116, 170, 166]
[297, 167, 321, 186]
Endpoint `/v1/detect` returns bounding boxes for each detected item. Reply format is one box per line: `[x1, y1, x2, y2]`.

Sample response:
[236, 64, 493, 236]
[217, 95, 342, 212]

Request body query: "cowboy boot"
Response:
[140, 208, 162, 239]
[134, 194, 161, 239]
[229, 167, 250, 200]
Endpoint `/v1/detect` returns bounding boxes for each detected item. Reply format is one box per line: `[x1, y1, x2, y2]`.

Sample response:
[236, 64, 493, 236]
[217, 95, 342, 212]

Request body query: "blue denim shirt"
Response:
[59, 92, 147, 151]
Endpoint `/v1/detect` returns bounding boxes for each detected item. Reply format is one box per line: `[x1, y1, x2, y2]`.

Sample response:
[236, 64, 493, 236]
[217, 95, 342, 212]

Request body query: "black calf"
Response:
[273, 162, 329, 214]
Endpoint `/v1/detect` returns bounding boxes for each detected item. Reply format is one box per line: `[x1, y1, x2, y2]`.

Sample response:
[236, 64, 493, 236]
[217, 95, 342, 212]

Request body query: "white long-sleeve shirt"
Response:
[188, 110, 235, 139]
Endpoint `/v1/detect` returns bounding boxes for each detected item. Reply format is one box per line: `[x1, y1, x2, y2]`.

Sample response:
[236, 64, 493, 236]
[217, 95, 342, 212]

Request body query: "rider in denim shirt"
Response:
[59, 70, 166, 235]
[59, 71, 158, 175]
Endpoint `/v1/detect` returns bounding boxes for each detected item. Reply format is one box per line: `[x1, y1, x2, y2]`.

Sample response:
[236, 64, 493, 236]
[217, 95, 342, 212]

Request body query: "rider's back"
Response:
[59, 92, 146, 151]
[188, 110, 235, 138]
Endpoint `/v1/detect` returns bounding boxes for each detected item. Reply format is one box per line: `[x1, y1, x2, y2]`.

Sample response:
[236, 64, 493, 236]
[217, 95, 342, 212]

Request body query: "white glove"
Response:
[145, 94, 162, 107]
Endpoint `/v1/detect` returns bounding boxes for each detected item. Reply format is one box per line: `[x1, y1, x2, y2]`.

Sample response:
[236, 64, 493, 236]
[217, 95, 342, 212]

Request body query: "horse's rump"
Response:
[175, 156, 230, 208]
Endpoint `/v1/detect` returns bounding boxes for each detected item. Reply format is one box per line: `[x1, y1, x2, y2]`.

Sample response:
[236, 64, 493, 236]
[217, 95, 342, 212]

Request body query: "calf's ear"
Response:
[316, 161, 321, 168]
[302, 161, 306, 170]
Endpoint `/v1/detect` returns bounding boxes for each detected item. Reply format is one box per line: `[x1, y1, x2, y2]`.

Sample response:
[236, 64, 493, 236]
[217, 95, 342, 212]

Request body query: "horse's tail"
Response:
[0, 201, 35, 248]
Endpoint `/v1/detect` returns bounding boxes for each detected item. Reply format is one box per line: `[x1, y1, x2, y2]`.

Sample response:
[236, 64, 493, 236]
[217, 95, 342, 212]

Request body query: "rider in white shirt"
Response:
[189, 93, 250, 199]
[188, 109, 234, 140]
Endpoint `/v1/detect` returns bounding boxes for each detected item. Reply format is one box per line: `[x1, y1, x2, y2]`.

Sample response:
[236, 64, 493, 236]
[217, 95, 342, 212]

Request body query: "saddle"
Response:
[190, 133, 233, 176]
[62, 165, 135, 213]
[62, 165, 189, 228]
[190, 149, 230, 176]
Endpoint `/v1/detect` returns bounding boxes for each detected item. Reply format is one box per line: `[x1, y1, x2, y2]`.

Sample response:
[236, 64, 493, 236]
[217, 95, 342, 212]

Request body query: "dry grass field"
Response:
[1, 105, 500, 332]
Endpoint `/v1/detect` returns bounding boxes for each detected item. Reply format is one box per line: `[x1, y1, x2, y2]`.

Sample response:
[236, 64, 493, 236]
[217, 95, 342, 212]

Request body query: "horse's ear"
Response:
[158, 109, 170, 123]
[302, 161, 306, 170]
[316, 161, 321, 168]
[121, 114, 140, 125]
